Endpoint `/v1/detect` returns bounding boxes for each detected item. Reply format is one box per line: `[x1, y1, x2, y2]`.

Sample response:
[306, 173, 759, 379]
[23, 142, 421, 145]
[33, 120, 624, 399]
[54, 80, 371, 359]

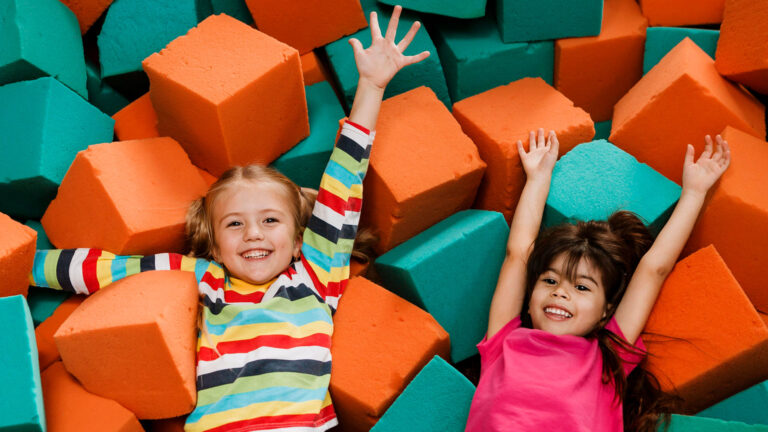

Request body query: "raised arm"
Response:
[487, 129, 559, 338]
[615, 135, 731, 344]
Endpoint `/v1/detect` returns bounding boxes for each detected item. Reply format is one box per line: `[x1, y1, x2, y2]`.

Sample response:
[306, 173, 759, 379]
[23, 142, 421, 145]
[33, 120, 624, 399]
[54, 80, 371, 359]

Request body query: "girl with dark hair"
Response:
[465, 129, 731, 432]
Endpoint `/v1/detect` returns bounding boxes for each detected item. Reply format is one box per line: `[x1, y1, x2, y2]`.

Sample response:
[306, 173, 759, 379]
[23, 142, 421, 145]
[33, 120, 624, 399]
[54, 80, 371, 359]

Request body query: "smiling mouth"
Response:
[544, 306, 573, 320]
[241, 250, 271, 260]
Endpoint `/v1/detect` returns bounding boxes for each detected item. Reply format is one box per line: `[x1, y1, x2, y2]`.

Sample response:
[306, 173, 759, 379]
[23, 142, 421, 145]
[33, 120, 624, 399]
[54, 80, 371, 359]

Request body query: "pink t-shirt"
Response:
[465, 316, 645, 432]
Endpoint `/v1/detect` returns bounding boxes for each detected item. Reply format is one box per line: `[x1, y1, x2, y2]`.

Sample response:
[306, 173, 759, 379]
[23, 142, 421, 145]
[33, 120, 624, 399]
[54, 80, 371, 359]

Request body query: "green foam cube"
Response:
[544, 140, 681, 234]
[371, 356, 475, 432]
[697, 381, 768, 426]
[497, 0, 603, 43]
[595, 120, 612, 140]
[0, 295, 45, 432]
[375, 210, 509, 362]
[644, 28, 719, 75]
[431, 15, 553, 103]
[86, 60, 131, 116]
[661, 415, 768, 431]
[0, 77, 115, 219]
[378, 0, 485, 19]
[0, 0, 87, 97]
[324, 3, 450, 109]
[271, 82, 345, 189]
[210, 0, 253, 25]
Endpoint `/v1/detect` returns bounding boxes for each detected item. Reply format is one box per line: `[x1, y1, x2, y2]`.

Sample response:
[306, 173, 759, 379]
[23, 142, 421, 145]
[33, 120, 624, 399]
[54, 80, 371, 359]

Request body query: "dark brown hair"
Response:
[522, 211, 677, 432]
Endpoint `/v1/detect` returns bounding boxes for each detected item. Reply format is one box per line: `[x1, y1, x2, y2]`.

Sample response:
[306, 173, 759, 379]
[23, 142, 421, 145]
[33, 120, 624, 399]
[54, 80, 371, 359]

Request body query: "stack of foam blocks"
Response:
[1, 0, 767, 430]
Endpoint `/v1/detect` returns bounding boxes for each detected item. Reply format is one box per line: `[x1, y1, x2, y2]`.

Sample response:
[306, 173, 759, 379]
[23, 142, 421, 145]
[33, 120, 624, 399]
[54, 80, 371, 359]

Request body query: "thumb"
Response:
[684, 144, 695, 166]
[348, 38, 364, 55]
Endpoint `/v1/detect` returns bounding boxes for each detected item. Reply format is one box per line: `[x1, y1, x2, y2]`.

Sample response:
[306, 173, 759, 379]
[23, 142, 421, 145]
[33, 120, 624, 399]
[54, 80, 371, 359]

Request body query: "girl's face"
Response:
[211, 180, 301, 285]
[528, 253, 608, 337]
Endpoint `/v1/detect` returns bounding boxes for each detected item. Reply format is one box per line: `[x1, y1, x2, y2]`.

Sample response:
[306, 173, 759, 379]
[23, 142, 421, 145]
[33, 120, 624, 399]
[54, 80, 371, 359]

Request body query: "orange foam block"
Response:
[452, 77, 594, 222]
[41, 138, 208, 255]
[639, 0, 725, 26]
[58, 0, 113, 34]
[143, 14, 308, 176]
[643, 245, 768, 413]
[684, 127, 768, 313]
[112, 93, 160, 141]
[54, 270, 199, 419]
[330, 277, 450, 431]
[42, 361, 143, 432]
[360, 86, 486, 254]
[610, 37, 765, 185]
[555, 0, 648, 122]
[301, 51, 327, 85]
[0, 212, 36, 298]
[36, 296, 85, 371]
[244, 0, 366, 54]
[715, 0, 768, 94]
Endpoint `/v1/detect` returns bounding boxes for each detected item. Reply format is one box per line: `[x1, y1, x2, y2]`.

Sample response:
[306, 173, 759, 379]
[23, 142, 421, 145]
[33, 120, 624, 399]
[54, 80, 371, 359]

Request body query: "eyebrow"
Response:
[544, 268, 599, 286]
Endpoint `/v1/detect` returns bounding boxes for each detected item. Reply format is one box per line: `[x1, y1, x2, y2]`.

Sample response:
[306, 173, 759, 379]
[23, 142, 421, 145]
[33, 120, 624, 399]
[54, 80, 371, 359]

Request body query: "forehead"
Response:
[212, 180, 293, 218]
[546, 253, 603, 283]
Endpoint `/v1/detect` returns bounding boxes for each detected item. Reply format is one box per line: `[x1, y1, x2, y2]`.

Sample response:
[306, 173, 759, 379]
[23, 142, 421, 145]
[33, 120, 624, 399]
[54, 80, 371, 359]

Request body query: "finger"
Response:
[529, 130, 536, 150]
[721, 139, 731, 168]
[537, 128, 545, 148]
[403, 50, 430, 66]
[702, 134, 713, 159]
[348, 38, 364, 56]
[684, 143, 695, 166]
[396, 20, 421, 52]
[549, 130, 559, 155]
[517, 140, 526, 155]
[369, 11, 382, 39]
[712, 135, 724, 162]
[385, 5, 402, 42]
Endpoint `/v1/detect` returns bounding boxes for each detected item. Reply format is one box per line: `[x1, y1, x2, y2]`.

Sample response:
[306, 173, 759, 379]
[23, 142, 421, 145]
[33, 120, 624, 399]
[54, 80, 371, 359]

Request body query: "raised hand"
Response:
[682, 134, 731, 196]
[348, 5, 430, 91]
[517, 128, 559, 181]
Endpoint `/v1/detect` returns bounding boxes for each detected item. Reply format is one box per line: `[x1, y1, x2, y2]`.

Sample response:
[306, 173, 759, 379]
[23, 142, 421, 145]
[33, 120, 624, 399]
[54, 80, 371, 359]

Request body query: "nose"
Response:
[244, 224, 264, 241]
[551, 285, 569, 299]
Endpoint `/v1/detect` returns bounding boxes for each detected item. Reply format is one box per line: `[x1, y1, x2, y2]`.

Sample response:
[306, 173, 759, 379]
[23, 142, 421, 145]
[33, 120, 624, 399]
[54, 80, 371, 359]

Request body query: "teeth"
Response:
[545, 307, 572, 318]
[243, 251, 269, 259]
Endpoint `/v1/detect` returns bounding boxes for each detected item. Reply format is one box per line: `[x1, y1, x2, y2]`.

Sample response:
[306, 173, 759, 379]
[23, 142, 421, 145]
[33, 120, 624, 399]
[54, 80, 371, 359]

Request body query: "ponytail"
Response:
[185, 197, 215, 260]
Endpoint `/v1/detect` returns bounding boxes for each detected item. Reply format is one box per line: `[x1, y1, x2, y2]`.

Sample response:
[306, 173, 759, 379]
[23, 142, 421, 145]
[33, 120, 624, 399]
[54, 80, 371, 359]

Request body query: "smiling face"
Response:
[211, 180, 301, 285]
[528, 253, 608, 336]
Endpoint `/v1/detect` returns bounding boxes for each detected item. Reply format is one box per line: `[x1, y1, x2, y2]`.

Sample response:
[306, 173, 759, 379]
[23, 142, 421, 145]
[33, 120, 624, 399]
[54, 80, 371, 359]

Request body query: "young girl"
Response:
[29, 6, 428, 431]
[465, 129, 731, 432]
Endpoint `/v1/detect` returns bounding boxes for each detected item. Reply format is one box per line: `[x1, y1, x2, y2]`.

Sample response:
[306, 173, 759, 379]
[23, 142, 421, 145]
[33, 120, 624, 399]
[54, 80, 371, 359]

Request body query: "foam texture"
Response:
[697, 380, 768, 426]
[496, 0, 602, 43]
[379, 0, 485, 18]
[0, 213, 37, 298]
[35, 296, 84, 371]
[715, 0, 768, 94]
[112, 93, 160, 141]
[662, 414, 768, 431]
[644, 27, 719, 75]
[639, 0, 725, 26]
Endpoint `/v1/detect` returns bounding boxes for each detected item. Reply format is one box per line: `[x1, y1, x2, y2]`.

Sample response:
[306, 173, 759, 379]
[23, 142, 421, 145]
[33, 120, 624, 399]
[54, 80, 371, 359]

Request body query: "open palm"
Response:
[682, 134, 731, 195]
[518, 129, 559, 181]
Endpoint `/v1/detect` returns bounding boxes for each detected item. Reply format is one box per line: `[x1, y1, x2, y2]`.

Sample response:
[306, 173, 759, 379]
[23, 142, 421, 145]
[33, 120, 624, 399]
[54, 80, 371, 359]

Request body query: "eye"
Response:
[264, 217, 279, 224]
[542, 278, 556, 285]
[226, 220, 242, 228]
[576, 284, 591, 292]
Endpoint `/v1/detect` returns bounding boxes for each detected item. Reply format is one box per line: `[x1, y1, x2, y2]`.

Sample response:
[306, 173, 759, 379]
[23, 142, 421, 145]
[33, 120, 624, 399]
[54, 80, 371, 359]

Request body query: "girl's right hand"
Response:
[517, 128, 559, 181]
[681, 134, 731, 196]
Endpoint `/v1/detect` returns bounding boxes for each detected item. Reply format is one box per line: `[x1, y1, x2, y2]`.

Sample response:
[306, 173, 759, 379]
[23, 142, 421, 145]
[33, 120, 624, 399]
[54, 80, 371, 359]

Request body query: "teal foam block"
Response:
[661, 415, 768, 431]
[0, 0, 87, 98]
[497, 0, 603, 43]
[595, 120, 612, 140]
[431, 15, 553, 103]
[0, 295, 45, 432]
[378, 0, 485, 19]
[375, 210, 509, 362]
[211, 0, 254, 25]
[643, 28, 719, 75]
[0, 78, 115, 219]
[24, 221, 70, 327]
[697, 381, 768, 426]
[271, 82, 344, 189]
[86, 60, 131, 116]
[324, 3, 450, 109]
[544, 140, 681, 234]
[24, 221, 53, 250]
[371, 356, 476, 432]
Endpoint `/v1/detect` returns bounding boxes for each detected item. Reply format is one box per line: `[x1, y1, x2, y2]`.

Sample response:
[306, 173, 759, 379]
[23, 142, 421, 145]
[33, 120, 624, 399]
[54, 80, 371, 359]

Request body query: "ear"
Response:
[602, 303, 612, 319]
[292, 235, 303, 260]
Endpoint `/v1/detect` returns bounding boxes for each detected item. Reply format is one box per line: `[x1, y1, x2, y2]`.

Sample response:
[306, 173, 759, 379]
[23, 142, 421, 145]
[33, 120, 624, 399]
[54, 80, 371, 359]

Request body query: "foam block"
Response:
[301, 52, 328, 86]
[375, 210, 508, 362]
[714, 0, 768, 95]
[210, 0, 253, 25]
[496, 0, 602, 43]
[143, 14, 308, 176]
[370, 356, 475, 432]
[639, 0, 725, 26]
[662, 415, 768, 431]
[54, 270, 199, 419]
[324, 3, 450, 109]
[146, 417, 186, 432]
[58, 0, 114, 34]
[431, 15, 554, 103]
[330, 277, 450, 431]
[452, 77, 594, 222]
[24, 221, 53, 250]
[42, 361, 144, 432]
[644, 27, 719, 75]
[379, 0, 484, 18]
[86, 60, 131, 116]
[35, 296, 84, 371]
[360, 86, 486, 254]
[0, 295, 44, 432]
[0, 77, 115, 219]
[0, 213, 36, 298]
[555, 0, 648, 122]
[41, 138, 208, 255]
[697, 380, 768, 426]
[544, 140, 681, 234]
[244, 0, 366, 54]
[610, 38, 765, 185]
[684, 127, 768, 313]
[113, 93, 160, 141]
[271, 82, 345, 189]
[642, 246, 768, 413]
[595, 120, 612, 140]
[0, 0, 87, 97]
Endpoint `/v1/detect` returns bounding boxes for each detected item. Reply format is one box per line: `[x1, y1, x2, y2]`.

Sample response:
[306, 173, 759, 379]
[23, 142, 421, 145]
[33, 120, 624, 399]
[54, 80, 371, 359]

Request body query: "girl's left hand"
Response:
[348, 5, 430, 91]
[682, 134, 731, 196]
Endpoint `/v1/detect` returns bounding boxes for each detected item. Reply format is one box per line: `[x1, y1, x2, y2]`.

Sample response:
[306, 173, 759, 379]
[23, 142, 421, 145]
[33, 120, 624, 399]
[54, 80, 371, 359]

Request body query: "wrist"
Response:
[680, 187, 707, 201]
[357, 78, 386, 94]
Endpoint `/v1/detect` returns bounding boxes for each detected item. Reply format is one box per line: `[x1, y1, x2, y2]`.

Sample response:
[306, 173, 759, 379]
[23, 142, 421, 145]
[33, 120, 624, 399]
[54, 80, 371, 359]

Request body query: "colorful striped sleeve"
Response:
[301, 120, 373, 308]
[28, 249, 207, 295]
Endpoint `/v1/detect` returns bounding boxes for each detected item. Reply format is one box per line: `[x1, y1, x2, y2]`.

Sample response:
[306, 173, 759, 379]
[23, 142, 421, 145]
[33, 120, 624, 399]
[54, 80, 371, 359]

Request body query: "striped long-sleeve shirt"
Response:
[29, 120, 374, 432]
